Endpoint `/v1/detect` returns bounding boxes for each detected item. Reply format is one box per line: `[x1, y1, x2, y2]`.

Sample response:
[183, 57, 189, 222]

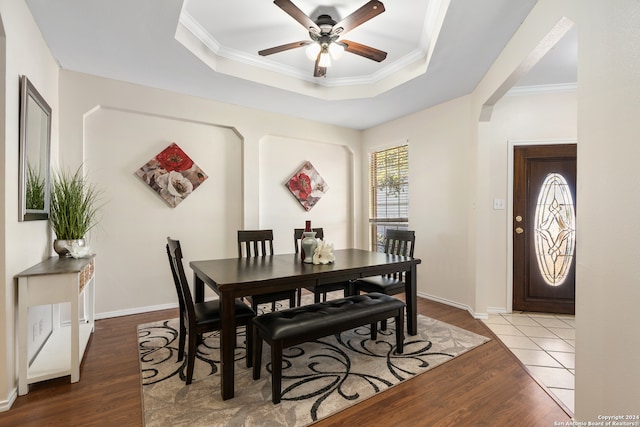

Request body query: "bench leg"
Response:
[272, 344, 283, 404]
[370, 322, 378, 340]
[253, 329, 263, 380]
[395, 307, 405, 354]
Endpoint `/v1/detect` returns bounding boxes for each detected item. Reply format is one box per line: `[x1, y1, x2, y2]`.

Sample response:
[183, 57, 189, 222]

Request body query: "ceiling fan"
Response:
[259, 0, 387, 78]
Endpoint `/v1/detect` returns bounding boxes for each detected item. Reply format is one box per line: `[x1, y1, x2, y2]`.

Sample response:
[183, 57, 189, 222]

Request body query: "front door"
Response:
[513, 144, 577, 314]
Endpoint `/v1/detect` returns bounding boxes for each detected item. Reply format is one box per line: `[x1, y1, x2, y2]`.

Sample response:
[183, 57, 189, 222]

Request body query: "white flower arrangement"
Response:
[68, 241, 93, 259]
[312, 239, 335, 265]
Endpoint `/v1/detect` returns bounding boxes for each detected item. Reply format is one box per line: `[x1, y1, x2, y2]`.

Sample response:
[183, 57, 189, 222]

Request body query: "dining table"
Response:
[190, 248, 422, 400]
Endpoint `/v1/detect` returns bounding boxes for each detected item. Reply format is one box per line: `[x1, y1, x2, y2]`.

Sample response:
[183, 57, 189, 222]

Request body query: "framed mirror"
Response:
[18, 75, 52, 221]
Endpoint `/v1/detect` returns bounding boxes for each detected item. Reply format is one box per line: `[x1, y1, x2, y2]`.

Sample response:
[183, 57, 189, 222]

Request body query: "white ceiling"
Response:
[25, 0, 576, 130]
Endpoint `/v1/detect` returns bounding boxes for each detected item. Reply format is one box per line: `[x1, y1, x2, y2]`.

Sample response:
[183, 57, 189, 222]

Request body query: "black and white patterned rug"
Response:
[138, 302, 489, 427]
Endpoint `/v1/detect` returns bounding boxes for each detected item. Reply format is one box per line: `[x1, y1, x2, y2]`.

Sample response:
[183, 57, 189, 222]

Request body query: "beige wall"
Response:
[0, 0, 59, 410]
[575, 0, 640, 418]
[479, 91, 577, 314]
[259, 135, 354, 253]
[58, 71, 362, 316]
[362, 95, 476, 311]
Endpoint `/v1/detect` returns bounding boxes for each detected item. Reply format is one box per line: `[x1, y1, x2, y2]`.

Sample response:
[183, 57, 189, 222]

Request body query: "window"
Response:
[368, 144, 409, 251]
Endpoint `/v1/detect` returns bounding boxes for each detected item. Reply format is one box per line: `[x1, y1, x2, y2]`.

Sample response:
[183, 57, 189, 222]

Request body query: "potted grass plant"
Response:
[49, 166, 102, 257]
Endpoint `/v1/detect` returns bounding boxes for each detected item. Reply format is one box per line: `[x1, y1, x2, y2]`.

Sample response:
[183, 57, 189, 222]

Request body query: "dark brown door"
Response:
[513, 144, 576, 314]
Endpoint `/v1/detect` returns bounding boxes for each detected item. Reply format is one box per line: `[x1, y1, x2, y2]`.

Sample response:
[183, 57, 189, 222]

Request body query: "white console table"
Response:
[16, 256, 95, 395]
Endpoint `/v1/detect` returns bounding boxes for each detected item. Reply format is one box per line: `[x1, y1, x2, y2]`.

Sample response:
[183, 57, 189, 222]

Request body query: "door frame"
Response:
[506, 139, 577, 313]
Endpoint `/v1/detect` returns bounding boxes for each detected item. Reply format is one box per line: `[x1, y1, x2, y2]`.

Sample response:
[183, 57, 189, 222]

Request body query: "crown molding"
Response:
[507, 82, 577, 96]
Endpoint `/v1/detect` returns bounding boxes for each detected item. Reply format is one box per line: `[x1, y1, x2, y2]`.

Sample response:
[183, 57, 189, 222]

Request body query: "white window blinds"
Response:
[368, 144, 409, 250]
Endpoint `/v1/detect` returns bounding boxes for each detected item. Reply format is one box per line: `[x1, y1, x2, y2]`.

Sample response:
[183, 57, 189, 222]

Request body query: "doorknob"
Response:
[515, 227, 524, 234]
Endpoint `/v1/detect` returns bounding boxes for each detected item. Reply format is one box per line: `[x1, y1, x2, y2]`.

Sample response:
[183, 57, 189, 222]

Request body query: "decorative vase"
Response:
[301, 231, 317, 264]
[53, 239, 85, 257]
[301, 220, 312, 261]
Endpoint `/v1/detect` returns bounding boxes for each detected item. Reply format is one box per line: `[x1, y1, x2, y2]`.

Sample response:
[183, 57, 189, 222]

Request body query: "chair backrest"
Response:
[294, 227, 324, 253]
[380, 229, 415, 280]
[237, 230, 274, 258]
[166, 237, 196, 324]
[383, 229, 415, 257]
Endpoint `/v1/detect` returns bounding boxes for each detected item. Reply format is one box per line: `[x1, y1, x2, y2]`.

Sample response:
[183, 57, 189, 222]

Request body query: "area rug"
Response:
[138, 301, 489, 427]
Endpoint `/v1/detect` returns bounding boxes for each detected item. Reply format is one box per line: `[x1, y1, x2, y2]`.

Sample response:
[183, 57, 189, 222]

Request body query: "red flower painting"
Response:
[155, 144, 194, 172]
[135, 143, 208, 208]
[285, 161, 329, 211]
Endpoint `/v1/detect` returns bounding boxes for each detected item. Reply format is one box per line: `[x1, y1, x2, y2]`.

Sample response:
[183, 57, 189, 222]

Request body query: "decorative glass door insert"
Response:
[533, 173, 576, 286]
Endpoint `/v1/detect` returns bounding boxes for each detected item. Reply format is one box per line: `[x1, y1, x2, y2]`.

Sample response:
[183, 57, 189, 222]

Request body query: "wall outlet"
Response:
[493, 198, 506, 210]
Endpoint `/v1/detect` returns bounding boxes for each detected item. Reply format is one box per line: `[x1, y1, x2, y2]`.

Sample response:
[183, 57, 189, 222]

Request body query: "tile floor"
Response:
[483, 312, 575, 414]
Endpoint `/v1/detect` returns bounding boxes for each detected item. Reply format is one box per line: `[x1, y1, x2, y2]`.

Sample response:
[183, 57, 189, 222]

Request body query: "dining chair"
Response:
[351, 229, 416, 329]
[238, 230, 297, 312]
[294, 227, 351, 305]
[166, 237, 255, 384]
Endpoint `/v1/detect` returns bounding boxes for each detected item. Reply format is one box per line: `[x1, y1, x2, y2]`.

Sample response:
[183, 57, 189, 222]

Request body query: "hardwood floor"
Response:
[0, 298, 571, 427]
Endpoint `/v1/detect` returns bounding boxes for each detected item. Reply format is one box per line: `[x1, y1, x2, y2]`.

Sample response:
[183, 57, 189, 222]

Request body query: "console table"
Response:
[16, 256, 95, 395]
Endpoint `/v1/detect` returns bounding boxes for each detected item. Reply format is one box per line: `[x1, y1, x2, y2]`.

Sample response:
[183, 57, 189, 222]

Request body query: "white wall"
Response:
[58, 71, 362, 317]
[259, 135, 354, 253]
[362, 96, 475, 310]
[478, 90, 577, 313]
[574, 0, 640, 419]
[84, 107, 244, 315]
[0, 0, 59, 411]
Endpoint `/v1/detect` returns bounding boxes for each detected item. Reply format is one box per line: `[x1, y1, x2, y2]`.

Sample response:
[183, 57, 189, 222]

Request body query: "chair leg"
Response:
[395, 307, 405, 354]
[252, 327, 263, 380]
[271, 343, 283, 404]
[245, 321, 253, 368]
[297, 289, 302, 307]
[381, 319, 388, 330]
[313, 291, 321, 303]
[289, 294, 295, 309]
[271, 301, 276, 312]
[185, 331, 197, 384]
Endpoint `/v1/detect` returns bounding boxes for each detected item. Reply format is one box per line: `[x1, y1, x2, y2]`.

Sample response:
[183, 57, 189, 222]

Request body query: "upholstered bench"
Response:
[252, 292, 405, 404]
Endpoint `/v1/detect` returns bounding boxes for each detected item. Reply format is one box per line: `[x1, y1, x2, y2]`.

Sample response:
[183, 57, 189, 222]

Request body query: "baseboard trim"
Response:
[95, 302, 179, 320]
[417, 292, 489, 320]
[96, 294, 495, 322]
[0, 388, 17, 413]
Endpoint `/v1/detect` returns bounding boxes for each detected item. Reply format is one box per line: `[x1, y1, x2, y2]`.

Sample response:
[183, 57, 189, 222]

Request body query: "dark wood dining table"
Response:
[190, 248, 422, 400]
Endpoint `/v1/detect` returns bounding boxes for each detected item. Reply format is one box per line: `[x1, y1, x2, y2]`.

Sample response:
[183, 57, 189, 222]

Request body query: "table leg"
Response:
[406, 265, 417, 335]
[193, 272, 204, 303]
[220, 292, 236, 400]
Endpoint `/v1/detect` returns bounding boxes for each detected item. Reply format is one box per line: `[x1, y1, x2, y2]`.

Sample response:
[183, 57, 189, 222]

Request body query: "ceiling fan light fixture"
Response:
[318, 49, 332, 67]
[305, 42, 320, 60]
[261, 0, 388, 77]
[329, 42, 345, 59]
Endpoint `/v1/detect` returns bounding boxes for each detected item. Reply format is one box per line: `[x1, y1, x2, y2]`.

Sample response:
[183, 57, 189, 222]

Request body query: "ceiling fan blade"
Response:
[331, 1, 385, 36]
[313, 53, 327, 77]
[273, 0, 320, 33]
[259, 40, 310, 56]
[341, 40, 387, 62]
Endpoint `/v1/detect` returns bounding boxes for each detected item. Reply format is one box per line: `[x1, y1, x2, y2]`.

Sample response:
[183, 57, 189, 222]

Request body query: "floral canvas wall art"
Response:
[285, 161, 329, 211]
[135, 143, 208, 208]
